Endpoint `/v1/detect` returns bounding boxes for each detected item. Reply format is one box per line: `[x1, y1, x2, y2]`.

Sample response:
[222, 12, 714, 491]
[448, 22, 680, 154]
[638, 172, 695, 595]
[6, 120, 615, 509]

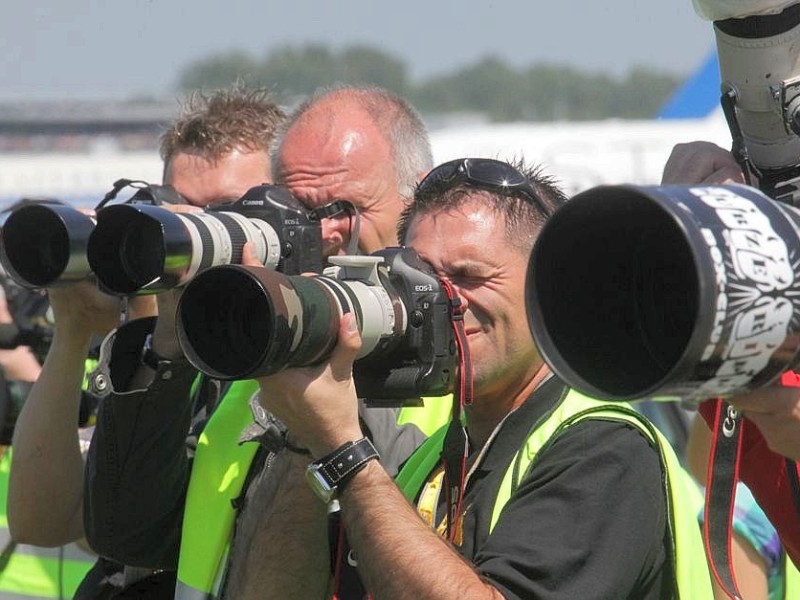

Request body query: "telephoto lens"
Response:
[527, 183, 800, 402]
[0, 202, 95, 288]
[176, 248, 456, 399]
[87, 184, 322, 295]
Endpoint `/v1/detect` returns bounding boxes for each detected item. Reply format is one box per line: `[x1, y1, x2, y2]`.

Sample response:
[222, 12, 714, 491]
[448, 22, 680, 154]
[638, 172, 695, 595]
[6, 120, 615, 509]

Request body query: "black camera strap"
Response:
[95, 178, 185, 211]
[704, 398, 744, 600]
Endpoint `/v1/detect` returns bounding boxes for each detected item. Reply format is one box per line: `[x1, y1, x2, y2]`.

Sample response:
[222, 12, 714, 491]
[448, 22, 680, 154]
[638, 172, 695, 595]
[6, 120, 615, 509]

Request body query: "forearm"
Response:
[8, 328, 91, 545]
[230, 450, 331, 600]
[341, 461, 502, 600]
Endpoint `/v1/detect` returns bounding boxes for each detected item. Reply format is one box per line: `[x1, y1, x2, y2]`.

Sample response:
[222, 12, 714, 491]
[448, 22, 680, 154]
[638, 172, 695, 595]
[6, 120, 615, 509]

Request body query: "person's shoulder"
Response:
[545, 417, 663, 478]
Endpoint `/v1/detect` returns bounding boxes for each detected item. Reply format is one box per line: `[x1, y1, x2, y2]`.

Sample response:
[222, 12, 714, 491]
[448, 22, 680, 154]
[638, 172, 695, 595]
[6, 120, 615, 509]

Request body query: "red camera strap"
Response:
[705, 371, 800, 599]
[438, 278, 472, 543]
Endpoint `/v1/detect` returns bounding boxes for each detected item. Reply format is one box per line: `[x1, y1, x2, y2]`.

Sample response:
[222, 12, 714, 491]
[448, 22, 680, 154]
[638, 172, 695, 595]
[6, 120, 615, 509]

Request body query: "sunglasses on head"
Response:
[416, 158, 551, 216]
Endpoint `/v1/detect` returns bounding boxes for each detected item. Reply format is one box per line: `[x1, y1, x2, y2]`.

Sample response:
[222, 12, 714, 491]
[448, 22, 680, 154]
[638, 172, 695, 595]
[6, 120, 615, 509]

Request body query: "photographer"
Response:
[658, 0, 800, 575]
[246, 157, 713, 599]
[195, 86, 442, 599]
[663, 139, 800, 572]
[79, 85, 446, 599]
[0, 275, 105, 599]
[7, 86, 285, 598]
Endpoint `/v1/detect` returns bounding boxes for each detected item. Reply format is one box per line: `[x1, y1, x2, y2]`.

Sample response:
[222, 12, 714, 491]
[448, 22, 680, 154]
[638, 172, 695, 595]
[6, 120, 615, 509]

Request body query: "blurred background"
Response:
[0, 0, 729, 204]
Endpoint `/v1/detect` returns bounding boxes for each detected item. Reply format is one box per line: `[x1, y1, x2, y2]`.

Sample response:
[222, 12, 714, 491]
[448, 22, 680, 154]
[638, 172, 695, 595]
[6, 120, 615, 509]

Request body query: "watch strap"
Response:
[313, 437, 379, 490]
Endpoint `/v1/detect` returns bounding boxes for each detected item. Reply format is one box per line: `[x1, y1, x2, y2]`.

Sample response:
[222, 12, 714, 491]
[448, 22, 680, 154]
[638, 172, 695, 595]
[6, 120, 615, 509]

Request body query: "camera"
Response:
[175, 247, 457, 400]
[526, 183, 800, 403]
[524, 3, 800, 403]
[87, 184, 324, 295]
[0, 199, 96, 288]
[0, 182, 183, 289]
[711, 3, 800, 205]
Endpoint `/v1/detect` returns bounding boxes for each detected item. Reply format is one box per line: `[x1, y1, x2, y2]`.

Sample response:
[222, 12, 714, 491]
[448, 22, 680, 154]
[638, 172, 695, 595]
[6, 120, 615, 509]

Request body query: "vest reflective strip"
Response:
[0, 450, 95, 599]
[174, 580, 216, 600]
[175, 379, 259, 600]
[396, 390, 714, 600]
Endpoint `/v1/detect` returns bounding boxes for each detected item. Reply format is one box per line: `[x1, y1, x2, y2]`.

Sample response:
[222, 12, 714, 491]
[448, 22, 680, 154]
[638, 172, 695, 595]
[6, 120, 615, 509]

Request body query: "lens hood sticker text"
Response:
[691, 186, 797, 395]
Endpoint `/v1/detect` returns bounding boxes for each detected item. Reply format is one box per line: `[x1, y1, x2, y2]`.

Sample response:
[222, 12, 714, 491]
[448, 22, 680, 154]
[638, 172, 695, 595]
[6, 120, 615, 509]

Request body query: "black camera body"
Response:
[350, 247, 455, 400]
[88, 183, 324, 295]
[207, 184, 324, 278]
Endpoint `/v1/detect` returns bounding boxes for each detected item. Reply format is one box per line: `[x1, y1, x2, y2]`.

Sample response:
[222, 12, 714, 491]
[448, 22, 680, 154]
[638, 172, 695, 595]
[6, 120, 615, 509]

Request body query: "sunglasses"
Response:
[416, 158, 551, 216]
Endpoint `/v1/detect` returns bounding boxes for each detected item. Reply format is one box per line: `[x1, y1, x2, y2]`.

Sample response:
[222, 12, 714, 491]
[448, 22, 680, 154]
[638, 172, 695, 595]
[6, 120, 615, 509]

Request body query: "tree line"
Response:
[178, 44, 682, 122]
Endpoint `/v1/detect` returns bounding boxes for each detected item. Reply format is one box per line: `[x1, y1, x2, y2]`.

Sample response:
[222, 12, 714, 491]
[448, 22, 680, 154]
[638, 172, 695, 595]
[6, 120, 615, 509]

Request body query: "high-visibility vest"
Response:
[396, 398, 453, 438]
[174, 379, 259, 600]
[0, 449, 96, 599]
[175, 390, 452, 600]
[784, 553, 800, 599]
[396, 390, 715, 599]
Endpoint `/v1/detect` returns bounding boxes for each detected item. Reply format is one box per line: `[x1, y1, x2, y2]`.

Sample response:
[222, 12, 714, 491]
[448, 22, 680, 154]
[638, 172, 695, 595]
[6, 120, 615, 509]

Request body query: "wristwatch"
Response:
[305, 437, 380, 503]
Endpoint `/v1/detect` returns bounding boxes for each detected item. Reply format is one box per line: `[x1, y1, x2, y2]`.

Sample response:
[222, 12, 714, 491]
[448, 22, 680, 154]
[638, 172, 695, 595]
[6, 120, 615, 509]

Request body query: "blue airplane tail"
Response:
[657, 50, 721, 119]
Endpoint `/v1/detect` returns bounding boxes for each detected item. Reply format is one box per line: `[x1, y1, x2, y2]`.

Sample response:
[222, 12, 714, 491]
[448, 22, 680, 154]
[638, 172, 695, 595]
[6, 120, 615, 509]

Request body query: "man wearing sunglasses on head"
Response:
[247, 157, 713, 600]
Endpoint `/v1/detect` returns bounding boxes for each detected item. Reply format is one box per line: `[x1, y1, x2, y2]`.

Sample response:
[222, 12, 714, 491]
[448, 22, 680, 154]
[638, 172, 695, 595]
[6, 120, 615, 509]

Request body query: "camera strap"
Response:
[704, 398, 744, 600]
[438, 278, 472, 543]
[95, 178, 185, 210]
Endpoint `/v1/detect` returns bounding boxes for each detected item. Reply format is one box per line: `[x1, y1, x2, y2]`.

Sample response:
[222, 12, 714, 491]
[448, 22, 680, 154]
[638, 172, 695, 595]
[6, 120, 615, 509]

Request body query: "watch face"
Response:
[306, 464, 336, 503]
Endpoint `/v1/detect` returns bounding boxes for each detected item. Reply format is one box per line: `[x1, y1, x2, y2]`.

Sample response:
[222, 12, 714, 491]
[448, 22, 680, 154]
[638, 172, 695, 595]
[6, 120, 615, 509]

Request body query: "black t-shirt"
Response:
[338, 377, 673, 599]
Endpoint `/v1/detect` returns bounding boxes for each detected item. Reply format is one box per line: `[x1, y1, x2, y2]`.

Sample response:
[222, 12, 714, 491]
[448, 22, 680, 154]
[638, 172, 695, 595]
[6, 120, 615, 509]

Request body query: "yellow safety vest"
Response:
[784, 553, 800, 599]
[395, 390, 715, 599]
[0, 449, 95, 599]
[174, 379, 259, 600]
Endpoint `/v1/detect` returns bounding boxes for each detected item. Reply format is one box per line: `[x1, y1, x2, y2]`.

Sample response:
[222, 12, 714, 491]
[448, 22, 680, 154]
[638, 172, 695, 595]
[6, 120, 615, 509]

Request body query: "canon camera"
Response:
[176, 247, 457, 401]
[87, 183, 324, 294]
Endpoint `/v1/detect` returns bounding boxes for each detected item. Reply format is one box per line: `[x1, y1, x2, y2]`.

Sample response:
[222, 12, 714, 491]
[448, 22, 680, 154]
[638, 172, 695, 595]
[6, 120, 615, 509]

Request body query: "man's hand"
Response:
[148, 204, 205, 360]
[48, 280, 124, 341]
[728, 385, 800, 461]
[662, 141, 746, 185]
[256, 312, 363, 459]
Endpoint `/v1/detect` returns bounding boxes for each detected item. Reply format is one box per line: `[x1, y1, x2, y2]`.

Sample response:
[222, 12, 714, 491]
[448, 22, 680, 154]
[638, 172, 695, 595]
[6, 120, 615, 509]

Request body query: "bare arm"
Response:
[341, 461, 503, 600]
[256, 314, 504, 600]
[8, 282, 121, 545]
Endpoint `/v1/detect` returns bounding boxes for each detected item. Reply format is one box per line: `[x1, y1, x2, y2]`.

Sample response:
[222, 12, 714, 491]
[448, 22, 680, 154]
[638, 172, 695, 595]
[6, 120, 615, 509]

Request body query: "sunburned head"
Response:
[271, 85, 432, 257]
[161, 85, 286, 206]
[399, 158, 567, 409]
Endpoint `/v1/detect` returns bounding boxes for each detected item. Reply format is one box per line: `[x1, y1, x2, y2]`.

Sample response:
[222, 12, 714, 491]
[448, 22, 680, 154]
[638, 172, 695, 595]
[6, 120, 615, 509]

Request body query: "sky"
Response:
[0, 1, 716, 101]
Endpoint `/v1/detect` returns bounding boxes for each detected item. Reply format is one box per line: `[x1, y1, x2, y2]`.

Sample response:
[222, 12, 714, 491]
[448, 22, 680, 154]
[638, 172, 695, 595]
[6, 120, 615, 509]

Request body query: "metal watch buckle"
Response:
[305, 463, 337, 503]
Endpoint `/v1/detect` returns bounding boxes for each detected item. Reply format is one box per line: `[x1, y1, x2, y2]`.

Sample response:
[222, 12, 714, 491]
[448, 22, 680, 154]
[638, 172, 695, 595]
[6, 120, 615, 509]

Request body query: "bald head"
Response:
[272, 86, 432, 256]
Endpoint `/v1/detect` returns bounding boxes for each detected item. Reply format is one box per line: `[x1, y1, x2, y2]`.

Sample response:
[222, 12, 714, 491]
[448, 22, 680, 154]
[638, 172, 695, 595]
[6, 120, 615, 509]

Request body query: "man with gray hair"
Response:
[79, 84, 445, 599]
